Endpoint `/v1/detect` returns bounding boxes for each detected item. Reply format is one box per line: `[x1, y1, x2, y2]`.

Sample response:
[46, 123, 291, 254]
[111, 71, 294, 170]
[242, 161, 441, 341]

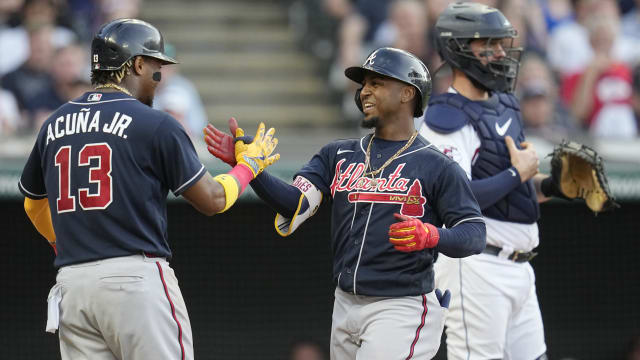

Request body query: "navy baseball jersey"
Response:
[296, 134, 483, 297]
[19, 91, 206, 267]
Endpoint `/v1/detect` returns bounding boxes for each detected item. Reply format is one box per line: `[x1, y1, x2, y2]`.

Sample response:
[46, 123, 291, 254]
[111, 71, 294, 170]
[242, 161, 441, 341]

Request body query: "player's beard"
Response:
[361, 116, 379, 129]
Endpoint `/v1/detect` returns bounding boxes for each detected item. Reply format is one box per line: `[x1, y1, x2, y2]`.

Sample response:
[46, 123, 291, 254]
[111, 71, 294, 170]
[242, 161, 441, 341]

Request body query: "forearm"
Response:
[470, 167, 521, 209]
[533, 173, 551, 203]
[184, 164, 254, 216]
[24, 197, 57, 252]
[251, 171, 304, 218]
[436, 221, 486, 258]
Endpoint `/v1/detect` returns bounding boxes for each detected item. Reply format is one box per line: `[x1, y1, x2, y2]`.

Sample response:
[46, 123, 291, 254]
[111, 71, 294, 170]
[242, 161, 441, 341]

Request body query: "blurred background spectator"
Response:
[0, 0, 77, 77]
[548, 0, 640, 77]
[560, 15, 637, 138]
[538, 0, 574, 34]
[633, 63, 640, 131]
[1, 0, 640, 144]
[0, 81, 20, 137]
[500, 0, 548, 55]
[621, 0, 640, 41]
[1, 24, 58, 133]
[517, 52, 577, 142]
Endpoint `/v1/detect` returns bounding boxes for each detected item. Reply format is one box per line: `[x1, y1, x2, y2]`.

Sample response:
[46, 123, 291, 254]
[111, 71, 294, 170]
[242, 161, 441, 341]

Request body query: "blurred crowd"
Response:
[2, 0, 640, 144]
[295, 0, 640, 141]
[0, 0, 206, 139]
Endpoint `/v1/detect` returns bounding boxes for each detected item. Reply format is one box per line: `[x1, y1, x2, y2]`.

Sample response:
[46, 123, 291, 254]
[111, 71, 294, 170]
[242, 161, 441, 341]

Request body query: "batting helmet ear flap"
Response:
[354, 87, 363, 113]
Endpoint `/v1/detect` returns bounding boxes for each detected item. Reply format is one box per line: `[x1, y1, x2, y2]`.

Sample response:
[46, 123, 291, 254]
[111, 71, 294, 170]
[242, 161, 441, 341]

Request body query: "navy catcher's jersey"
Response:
[297, 134, 482, 297]
[426, 92, 539, 223]
[19, 91, 206, 267]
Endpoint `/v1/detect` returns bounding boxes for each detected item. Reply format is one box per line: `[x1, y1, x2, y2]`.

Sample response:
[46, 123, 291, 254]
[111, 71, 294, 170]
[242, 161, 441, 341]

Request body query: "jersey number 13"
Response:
[54, 143, 113, 213]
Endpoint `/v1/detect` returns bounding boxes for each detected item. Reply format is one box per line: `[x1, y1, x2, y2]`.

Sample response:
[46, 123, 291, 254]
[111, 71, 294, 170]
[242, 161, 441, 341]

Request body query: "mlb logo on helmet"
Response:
[87, 93, 102, 102]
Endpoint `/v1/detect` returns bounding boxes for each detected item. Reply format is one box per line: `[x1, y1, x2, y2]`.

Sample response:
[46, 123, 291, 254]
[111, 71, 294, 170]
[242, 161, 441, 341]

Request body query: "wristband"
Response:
[213, 174, 239, 213]
[229, 164, 254, 193]
[213, 164, 255, 213]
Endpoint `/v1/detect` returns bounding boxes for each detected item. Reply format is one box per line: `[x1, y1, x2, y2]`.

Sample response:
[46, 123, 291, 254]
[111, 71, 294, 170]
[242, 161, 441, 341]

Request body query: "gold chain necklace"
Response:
[95, 83, 132, 96]
[363, 130, 418, 186]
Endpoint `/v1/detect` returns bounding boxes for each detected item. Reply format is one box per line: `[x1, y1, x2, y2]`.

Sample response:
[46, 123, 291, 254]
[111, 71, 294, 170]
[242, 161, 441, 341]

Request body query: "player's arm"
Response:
[23, 197, 57, 253]
[429, 161, 487, 257]
[435, 162, 487, 256]
[19, 138, 57, 253]
[388, 161, 486, 256]
[204, 119, 323, 235]
[389, 213, 485, 257]
[421, 124, 516, 209]
[203, 118, 302, 217]
[468, 136, 539, 209]
[183, 122, 279, 215]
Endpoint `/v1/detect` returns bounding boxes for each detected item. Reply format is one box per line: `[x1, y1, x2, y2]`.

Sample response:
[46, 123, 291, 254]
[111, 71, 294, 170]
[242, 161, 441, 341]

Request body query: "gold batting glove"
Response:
[234, 122, 280, 178]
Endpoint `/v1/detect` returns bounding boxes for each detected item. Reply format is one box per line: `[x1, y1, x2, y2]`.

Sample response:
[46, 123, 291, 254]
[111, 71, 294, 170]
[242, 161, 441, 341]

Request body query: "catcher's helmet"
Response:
[345, 47, 431, 117]
[91, 19, 177, 71]
[435, 2, 522, 92]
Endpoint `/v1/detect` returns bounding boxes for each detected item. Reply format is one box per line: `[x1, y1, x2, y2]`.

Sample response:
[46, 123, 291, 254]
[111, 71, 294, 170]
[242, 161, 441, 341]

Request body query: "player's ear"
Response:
[132, 56, 145, 76]
[401, 85, 416, 104]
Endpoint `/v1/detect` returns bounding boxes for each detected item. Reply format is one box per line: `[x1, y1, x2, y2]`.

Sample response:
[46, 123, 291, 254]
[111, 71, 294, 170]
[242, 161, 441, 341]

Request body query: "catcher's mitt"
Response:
[544, 141, 619, 213]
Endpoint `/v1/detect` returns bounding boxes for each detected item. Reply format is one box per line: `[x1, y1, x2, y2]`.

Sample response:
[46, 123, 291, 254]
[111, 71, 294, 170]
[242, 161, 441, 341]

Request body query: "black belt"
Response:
[482, 244, 537, 263]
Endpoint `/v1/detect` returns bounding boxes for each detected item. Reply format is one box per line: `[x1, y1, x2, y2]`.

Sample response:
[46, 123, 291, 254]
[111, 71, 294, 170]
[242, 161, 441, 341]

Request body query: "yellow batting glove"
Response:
[235, 122, 280, 178]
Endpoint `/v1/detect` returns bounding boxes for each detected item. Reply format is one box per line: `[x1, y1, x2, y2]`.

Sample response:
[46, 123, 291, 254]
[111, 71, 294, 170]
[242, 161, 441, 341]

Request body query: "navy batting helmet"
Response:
[91, 19, 177, 71]
[435, 2, 522, 92]
[345, 47, 431, 117]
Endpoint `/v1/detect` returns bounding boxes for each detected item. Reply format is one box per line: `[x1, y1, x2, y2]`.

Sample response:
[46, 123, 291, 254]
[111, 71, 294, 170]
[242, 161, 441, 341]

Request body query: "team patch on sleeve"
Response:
[437, 144, 462, 163]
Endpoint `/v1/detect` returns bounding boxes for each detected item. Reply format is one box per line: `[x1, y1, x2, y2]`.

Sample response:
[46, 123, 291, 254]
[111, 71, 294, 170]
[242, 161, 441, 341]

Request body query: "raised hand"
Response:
[203, 117, 241, 166]
[388, 213, 439, 252]
[234, 122, 280, 178]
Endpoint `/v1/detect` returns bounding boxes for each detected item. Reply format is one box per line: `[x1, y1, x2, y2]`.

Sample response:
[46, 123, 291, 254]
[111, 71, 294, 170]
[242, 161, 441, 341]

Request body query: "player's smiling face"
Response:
[360, 73, 404, 123]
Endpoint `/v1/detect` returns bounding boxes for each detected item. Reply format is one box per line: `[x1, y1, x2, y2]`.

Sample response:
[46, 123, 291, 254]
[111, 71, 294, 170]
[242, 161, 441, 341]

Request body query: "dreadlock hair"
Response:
[90, 58, 135, 86]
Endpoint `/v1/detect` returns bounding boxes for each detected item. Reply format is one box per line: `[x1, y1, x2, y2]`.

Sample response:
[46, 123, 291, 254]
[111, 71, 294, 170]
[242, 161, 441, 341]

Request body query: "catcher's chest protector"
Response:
[435, 92, 540, 223]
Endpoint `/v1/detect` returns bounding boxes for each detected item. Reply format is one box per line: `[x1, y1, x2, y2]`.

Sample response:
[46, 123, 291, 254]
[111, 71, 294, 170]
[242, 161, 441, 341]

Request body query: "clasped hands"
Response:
[203, 117, 279, 177]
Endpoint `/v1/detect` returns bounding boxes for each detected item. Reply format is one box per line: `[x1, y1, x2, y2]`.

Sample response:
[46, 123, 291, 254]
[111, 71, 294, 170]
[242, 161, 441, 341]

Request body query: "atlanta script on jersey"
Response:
[292, 134, 483, 297]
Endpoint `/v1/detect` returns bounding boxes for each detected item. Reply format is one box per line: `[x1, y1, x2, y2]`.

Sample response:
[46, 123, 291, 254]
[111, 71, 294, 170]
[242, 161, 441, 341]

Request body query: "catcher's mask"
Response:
[344, 47, 432, 118]
[435, 2, 522, 93]
[91, 18, 177, 71]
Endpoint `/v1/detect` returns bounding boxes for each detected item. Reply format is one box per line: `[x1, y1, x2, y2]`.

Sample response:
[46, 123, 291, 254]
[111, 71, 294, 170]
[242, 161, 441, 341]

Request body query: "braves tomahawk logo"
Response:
[330, 159, 427, 217]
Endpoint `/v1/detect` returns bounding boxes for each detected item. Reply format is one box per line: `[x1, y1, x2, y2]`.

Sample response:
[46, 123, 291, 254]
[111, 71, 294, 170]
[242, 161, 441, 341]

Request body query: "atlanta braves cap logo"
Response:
[364, 53, 377, 67]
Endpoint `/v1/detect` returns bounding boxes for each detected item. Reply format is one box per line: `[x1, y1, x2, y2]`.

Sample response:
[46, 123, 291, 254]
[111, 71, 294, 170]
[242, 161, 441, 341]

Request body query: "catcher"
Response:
[417, 4, 617, 359]
[542, 140, 619, 213]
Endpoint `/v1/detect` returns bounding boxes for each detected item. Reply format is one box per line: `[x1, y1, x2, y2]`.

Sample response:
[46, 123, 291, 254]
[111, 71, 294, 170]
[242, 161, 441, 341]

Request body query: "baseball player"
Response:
[19, 19, 279, 360]
[204, 47, 486, 360]
[419, 3, 560, 359]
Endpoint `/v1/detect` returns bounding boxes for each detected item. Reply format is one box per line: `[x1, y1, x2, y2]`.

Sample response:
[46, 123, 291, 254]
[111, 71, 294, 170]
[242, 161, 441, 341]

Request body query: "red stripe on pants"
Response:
[156, 262, 186, 360]
[405, 294, 428, 360]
